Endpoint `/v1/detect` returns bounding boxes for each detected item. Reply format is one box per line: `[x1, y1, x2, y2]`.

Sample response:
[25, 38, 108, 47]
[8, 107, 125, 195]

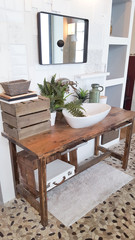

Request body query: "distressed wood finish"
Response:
[0, 96, 50, 116]
[94, 135, 100, 155]
[2, 109, 50, 128]
[2, 107, 135, 227]
[101, 129, 119, 145]
[69, 149, 78, 171]
[17, 184, 40, 212]
[3, 121, 51, 140]
[97, 145, 123, 161]
[122, 120, 133, 170]
[61, 153, 68, 163]
[17, 151, 38, 195]
[77, 152, 111, 173]
[46, 152, 61, 164]
[1, 96, 51, 140]
[2, 107, 134, 159]
[38, 157, 48, 226]
[9, 141, 19, 195]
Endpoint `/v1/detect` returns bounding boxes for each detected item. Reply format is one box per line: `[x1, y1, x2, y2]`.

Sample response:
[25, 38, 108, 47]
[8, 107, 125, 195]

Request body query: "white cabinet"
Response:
[105, 0, 135, 108]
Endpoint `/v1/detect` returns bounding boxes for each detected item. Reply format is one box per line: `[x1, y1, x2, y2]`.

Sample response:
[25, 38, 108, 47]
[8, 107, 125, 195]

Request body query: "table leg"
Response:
[122, 121, 133, 170]
[38, 157, 48, 227]
[69, 149, 77, 172]
[94, 136, 100, 156]
[9, 141, 19, 196]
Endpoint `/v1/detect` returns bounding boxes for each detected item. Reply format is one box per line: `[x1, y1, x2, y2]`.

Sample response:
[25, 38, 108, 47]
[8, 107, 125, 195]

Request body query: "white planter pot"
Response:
[51, 111, 56, 126]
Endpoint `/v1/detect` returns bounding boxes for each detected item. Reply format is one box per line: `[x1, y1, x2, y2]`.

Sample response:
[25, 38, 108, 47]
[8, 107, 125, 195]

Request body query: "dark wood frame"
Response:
[2, 107, 135, 227]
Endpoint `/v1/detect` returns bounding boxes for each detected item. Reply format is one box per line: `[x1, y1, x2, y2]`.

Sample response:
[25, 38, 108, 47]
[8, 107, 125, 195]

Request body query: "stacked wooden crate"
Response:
[0, 96, 51, 139]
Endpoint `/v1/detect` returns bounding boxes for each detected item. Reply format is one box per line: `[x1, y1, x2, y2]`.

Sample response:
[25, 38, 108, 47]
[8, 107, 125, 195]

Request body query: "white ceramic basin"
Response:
[62, 103, 111, 129]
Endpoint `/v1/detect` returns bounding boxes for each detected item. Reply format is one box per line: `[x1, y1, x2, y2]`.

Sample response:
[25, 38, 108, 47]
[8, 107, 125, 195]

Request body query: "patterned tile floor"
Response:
[1, 135, 135, 240]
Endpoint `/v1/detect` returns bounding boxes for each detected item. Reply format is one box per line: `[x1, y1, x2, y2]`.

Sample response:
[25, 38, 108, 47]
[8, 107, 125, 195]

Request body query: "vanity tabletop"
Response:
[2, 107, 135, 159]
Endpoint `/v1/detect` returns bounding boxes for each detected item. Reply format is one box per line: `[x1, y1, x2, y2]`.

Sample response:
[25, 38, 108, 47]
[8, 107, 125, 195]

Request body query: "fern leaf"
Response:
[65, 101, 85, 117]
[43, 78, 51, 95]
[51, 74, 56, 85]
[38, 83, 46, 96]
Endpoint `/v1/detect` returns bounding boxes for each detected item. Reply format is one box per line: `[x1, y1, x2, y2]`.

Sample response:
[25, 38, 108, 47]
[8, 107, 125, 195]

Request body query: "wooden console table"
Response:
[2, 107, 135, 227]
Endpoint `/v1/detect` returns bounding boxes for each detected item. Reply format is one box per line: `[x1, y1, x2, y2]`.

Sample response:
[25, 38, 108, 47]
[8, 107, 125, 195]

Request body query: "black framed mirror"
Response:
[37, 12, 89, 65]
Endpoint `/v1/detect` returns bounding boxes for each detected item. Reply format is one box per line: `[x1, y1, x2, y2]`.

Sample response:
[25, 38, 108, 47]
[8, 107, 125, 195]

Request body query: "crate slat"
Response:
[0, 102, 16, 115]
[2, 110, 50, 128]
[3, 121, 51, 139]
[2, 111, 17, 128]
[1, 96, 50, 116]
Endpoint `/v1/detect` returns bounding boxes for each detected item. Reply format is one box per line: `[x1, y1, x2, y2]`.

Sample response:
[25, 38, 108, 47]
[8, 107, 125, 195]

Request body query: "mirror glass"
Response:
[37, 12, 89, 65]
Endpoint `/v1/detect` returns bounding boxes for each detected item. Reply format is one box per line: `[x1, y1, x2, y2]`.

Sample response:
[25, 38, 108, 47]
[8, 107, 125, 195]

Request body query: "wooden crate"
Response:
[1, 96, 51, 139]
[101, 130, 119, 145]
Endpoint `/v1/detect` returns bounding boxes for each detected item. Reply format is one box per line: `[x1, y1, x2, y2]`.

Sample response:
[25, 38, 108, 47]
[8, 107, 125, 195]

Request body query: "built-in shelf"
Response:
[105, 84, 123, 108]
[105, 78, 124, 87]
[111, 0, 131, 38]
[109, 36, 128, 45]
[75, 72, 110, 80]
[107, 45, 127, 80]
[103, 0, 134, 145]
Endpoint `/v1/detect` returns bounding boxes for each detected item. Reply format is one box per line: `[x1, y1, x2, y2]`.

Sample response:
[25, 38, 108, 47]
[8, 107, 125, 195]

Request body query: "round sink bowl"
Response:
[62, 103, 111, 129]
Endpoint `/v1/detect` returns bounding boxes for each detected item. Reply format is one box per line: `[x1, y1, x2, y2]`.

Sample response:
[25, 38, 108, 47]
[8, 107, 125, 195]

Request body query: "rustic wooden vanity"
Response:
[2, 107, 135, 227]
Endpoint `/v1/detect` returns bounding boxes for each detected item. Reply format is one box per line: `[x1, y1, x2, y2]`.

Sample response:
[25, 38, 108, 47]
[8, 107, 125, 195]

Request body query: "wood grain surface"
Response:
[2, 107, 135, 159]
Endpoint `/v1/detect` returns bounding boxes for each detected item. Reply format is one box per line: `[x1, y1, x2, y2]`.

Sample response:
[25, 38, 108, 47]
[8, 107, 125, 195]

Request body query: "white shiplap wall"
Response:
[0, 0, 112, 203]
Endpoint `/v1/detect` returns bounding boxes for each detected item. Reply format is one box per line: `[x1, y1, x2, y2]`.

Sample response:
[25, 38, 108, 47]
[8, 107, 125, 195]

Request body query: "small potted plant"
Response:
[38, 74, 85, 125]
[38, 74, 70, 125]
[74, 88, 89, 103]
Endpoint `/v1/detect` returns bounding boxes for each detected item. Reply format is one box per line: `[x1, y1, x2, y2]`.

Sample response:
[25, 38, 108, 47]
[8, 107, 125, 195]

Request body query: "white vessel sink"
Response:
[62, 103, 111, 129]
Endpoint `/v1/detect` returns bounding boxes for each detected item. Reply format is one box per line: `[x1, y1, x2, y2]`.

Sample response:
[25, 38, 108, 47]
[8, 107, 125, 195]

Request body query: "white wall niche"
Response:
[106, 45, 127, 80]
[111, 0, 131, 38]
[105, 84, 123, 108]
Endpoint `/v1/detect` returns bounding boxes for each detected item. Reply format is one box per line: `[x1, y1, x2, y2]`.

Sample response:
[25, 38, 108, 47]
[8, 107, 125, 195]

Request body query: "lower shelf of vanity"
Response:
[34, 159, 75, 191]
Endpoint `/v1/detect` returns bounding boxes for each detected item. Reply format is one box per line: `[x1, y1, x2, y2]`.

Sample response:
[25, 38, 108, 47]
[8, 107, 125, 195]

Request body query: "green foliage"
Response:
[74, 88, 89, 103]
[65, 100, 85, 117]
[38, 74, 86, 117]
[38, 74, 69, 112]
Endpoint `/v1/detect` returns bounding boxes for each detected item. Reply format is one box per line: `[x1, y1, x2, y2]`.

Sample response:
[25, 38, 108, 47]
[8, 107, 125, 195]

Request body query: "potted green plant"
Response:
[38, 74, 85, 126]
[74, 88, 89, 103]
[38, 74, 69, 111]
[38, 74, 71, 125]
